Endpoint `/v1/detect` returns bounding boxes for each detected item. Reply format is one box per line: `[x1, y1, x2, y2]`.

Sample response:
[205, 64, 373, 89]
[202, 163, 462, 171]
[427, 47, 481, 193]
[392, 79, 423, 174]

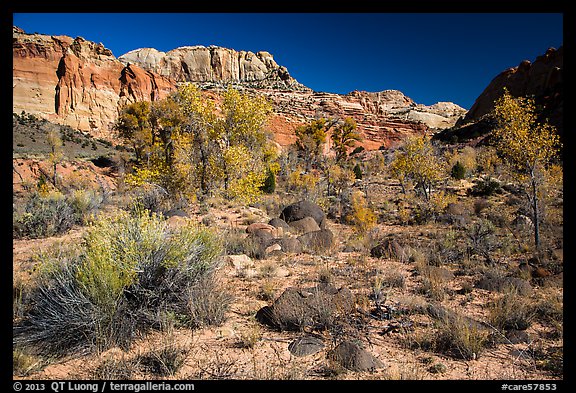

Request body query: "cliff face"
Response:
[118, 46, 310, 92]
[460, 46, 563, 135]
[13, 27, 176, 137]
[262, 89, 465, 150]
[13, 26, 466, 149]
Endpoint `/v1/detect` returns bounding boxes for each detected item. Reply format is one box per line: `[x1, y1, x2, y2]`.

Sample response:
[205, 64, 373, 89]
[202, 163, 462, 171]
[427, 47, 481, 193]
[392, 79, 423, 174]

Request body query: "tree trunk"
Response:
[531, 176, 540, 250]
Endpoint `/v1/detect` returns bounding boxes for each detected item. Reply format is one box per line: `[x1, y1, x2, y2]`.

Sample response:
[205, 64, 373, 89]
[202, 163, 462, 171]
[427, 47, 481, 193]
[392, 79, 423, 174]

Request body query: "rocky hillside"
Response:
[446, 46, 563, 141]
[13, 26, 466, 149]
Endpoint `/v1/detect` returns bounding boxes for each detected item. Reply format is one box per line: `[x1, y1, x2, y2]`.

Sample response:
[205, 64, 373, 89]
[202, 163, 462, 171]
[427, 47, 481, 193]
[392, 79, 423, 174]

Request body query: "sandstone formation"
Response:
[457, 46, 563, 135]
[261, 89, 466, 150]
[14, 26, 466, 150]
[13, 27, 176, 137]
[118, 46, 309, 92]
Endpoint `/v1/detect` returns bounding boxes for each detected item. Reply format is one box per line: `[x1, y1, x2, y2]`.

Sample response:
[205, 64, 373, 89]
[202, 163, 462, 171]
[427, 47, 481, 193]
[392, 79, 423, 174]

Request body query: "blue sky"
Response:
[12, 13, 563, 109]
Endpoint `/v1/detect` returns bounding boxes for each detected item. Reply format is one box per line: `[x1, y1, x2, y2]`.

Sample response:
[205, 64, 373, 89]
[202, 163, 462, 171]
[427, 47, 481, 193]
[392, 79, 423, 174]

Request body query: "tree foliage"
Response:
[491, 89, 562, 249]
[390, 136, 443, 200]
[294, 118, 334, 171]
[115, 84, 275, 205]
[331, 117, 362, 162]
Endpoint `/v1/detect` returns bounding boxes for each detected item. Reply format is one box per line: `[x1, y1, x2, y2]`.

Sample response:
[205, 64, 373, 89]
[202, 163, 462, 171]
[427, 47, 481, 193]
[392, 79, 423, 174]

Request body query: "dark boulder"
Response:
[288, 335, 325, 357]
[326, 340, 384, 372]
[288, 216, 321, 234]
[475, 275, 533, 296]
[255, 284, 354, 331]
[298, 229, 334, 253]
[280, 200, 326, 228]
[268, 217, 292, 231]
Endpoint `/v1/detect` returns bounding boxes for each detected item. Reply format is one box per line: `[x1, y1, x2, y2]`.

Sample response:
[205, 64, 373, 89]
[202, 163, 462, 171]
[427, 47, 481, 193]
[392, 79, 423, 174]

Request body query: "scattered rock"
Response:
[275, 267, 290, 278]
[288, 335, 325, 357]
[246, 222, 277, 235]
[288, 216, 321, 234]
[255, 283, 355, 331]
[165, 215, 187, 229]
[298, 229, 334, 252]
[280, 200, 326, 228]
[224, 254, 254, 270]
[278, 237, 303, 254]
[326, 340, 384, 372]
[265, 243, 282, 255]
[505, 329, 531, 344]
[475, 275, 533, 296]
[370, 237, 404, 260]
[268, 218, 292, 231]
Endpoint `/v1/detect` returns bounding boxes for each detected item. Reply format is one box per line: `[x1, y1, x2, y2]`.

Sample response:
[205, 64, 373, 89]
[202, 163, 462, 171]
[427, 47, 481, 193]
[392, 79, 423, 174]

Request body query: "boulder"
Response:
[326, 340, 384, 372]
[288, 216, 321, 235]
[246, 222, 277, 235]
[280, 200, 326, 228]
[298, 229, 334, 252]
[268, 217, 292, 231]
[224, 254, 254, 270]
[255, 283, 355, 331]
[475, 275, 533, 296]
[288, 335, 325, 357]
[370, 237, 405, 260]
[278, 237, 303, 254]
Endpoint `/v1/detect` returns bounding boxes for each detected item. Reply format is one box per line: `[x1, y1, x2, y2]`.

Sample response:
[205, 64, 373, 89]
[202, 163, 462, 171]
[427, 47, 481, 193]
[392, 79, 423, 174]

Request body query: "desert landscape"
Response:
[12, 23, 563, 382]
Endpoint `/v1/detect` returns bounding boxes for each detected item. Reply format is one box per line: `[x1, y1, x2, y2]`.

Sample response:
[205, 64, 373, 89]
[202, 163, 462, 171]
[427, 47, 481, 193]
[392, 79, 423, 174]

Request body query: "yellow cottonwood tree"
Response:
[492, 89, 562, 249]
[331, 117, 362, 162]
[390, 135, 443, 200]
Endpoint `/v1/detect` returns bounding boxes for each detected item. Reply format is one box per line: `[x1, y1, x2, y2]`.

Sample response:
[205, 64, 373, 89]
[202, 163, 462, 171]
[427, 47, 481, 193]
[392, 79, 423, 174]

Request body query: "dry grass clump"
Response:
[488, 287, 535, 331]
[137, 327, 189, 377]
[93, 354, 137, 380]
[433, 313, 491, 360]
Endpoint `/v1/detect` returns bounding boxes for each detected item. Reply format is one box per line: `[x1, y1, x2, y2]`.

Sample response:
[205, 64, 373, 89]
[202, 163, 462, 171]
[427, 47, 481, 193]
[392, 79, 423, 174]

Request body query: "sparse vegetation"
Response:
[13, 77, 562, 381]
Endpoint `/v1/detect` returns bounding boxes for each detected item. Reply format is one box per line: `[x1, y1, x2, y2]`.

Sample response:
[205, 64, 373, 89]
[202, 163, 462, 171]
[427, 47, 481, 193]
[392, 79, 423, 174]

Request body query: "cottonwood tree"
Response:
[491, 89, 562, 250]
[331, 117, 362, 163]
[294, 118, 335, 171]
[389, 135, 443, 201]
[114, 101, 152, 164]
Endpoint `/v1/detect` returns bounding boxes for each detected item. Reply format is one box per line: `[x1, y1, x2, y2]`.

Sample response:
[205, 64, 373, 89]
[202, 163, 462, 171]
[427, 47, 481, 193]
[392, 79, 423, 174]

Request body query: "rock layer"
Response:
[459, 46, 563, 135]
[13, 27, 176, 137]
[13, 26, 466, 148]
[119, 46, 309, 92]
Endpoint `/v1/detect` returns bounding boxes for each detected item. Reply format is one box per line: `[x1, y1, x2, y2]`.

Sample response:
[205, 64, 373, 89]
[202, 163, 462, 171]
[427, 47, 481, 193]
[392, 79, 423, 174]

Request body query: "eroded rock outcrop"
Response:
[118, 46, 309, 92]
[13, 27, 176, 137]
[14, 26, 466, 149]
[457, 46, 563, 136]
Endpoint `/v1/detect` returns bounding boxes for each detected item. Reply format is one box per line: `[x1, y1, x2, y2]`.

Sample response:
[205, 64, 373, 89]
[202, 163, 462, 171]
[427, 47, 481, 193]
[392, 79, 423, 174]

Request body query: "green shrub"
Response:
[434, 313, 490, 360]
[469, 177, 502, 197]
[13, 192, 75, 239]
[14, 209, 227, 357]
[353, 163, 363, 179]
[13, 189, 104, 239]
[451, 161, 466, 180]
[488, 287, 535, 331]
[261, 167, 276, 194]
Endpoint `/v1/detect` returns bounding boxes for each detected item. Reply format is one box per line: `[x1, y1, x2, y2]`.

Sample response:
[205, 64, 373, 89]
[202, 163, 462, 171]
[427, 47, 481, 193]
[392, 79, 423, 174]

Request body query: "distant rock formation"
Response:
[13, 27, 176, 137]
[13, 26, 466, 149]
[118, 46, 310, 92]
[456, 46, 563, 136]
